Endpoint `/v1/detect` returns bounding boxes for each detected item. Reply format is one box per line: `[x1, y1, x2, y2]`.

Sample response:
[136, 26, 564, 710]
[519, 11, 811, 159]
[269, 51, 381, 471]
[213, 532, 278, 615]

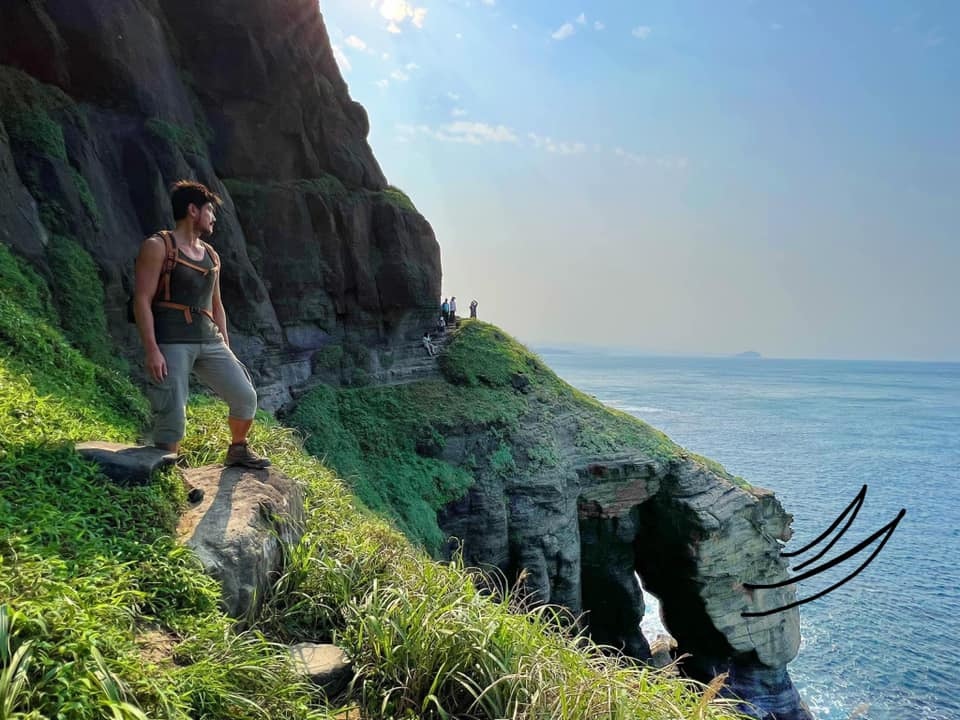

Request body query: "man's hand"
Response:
[146, 347, 167, 383]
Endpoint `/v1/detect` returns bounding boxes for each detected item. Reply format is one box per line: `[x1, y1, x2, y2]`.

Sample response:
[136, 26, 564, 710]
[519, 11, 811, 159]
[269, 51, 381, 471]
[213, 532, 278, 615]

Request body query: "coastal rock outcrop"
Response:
[0, 0, 441, 409]
[438, 401, 811, 720]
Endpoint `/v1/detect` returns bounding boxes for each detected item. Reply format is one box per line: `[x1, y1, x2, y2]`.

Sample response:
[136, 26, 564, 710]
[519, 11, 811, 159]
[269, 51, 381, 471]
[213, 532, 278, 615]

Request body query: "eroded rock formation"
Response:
[0, 0, 441, 408]
[438, 409, 812, 720]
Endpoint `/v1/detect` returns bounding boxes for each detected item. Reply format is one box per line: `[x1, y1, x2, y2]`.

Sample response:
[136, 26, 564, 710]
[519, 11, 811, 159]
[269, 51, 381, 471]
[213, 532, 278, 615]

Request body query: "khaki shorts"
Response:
[148, 341, 258, 444]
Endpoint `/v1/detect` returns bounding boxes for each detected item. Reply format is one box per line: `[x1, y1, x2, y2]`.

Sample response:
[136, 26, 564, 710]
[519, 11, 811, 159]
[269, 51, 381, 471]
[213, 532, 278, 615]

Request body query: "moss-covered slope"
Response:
[0, 210, 748, 719]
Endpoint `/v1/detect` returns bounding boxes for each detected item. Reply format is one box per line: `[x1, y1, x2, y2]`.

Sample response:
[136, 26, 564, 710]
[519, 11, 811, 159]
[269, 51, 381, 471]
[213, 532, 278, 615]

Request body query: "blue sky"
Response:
[320, 1, 958, 360]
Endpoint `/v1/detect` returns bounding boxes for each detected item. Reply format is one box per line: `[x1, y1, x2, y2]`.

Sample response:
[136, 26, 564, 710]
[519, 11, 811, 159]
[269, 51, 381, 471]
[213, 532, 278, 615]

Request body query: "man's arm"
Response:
[133, 235, 167, 382]
[211, 270, 230, 347]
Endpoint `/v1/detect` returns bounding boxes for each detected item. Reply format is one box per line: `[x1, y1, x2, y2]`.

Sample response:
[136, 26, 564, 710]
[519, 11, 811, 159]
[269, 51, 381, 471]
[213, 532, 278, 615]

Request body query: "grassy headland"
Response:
[0, 241, 746, 719]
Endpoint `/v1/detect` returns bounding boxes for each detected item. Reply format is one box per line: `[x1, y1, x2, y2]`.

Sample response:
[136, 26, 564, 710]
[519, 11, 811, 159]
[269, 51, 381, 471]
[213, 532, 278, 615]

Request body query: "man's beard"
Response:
[199, 226, 213, 240]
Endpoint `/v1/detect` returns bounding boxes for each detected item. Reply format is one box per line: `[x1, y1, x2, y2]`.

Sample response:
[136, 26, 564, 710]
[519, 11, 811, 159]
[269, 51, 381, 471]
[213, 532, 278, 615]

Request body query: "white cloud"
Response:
[632, 25, 652, 39]
[552, 23, 575, 40]
[481, 0, 495, 5]
[446, 121, 518, 144]
[390, 69, 410, 81]
[528, 132, 587, 155]
[379, 0, 409, 21]
[594, 21, 605, 31]
[615, 147, 689, 171]
[451, 107, 468, 117]
[332, 44, 352, 72]
[576, 13, 587, 25]
[377, 0, 427, 32]
[376, 78, 390, 88]
[398, 121, 519, 145]
[406, 62, 420, 71]
[447, 91, 461, 101]
[455, 32, 463, 39]
[511, 23, 518, 30]
[382, 52, 391, 60]
[345, 35, 367, 50]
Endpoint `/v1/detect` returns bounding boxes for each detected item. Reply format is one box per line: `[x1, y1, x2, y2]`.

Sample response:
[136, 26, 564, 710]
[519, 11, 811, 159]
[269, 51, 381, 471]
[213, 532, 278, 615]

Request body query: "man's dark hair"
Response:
[170, 180, 222, 221]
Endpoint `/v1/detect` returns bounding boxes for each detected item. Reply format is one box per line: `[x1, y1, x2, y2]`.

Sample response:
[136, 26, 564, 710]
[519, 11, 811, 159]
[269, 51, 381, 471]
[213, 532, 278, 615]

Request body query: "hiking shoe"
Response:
[224, 442, 272, 469]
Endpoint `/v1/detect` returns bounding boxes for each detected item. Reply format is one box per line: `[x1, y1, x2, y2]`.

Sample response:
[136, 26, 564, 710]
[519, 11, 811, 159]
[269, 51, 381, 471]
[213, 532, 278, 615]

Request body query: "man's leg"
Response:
[228, 416, 253, 444]
[147, 344, 194, 455]
[192, 341, 270, 468]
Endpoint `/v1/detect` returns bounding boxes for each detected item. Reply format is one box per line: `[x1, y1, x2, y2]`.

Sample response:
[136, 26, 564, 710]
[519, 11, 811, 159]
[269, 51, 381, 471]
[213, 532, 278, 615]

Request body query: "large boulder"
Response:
[176, 465, 305, 620]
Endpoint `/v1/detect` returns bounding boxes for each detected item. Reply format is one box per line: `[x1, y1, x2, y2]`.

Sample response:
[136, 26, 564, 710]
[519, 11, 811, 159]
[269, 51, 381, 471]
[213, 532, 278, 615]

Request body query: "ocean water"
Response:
[536, 349, 960, 720]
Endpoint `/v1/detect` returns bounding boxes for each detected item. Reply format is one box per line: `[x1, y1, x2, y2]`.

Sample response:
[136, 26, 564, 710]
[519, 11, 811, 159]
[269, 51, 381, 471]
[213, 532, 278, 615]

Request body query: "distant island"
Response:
[735, 351, 762, 359]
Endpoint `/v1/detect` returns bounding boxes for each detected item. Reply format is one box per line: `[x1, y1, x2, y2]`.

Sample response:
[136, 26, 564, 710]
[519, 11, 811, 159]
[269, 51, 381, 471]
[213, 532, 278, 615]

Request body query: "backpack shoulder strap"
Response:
[201, 241, 220, 274]
[156, 230, 178, 302]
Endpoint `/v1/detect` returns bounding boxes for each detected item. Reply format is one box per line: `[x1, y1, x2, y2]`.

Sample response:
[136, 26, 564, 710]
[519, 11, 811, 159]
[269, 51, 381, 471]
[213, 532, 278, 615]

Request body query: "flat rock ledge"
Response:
[176, 465, 306, 620]
[289, 643, 352, 695]
[75, 442, 177, 485]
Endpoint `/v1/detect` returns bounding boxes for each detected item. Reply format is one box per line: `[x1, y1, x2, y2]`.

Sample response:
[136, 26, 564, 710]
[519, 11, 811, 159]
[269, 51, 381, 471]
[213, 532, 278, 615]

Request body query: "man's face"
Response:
[191, 202, 217, 240]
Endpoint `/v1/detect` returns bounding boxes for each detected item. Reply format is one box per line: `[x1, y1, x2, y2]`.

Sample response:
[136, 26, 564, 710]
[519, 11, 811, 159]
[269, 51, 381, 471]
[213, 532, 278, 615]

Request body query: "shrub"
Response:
[0, 243, 57, 324]
[0, 65, 80, 162]
[71, 166, 102, 227]
[145, 117, 208, 157]
[379, 185, 417, 212]
[45, 234, 118, 370]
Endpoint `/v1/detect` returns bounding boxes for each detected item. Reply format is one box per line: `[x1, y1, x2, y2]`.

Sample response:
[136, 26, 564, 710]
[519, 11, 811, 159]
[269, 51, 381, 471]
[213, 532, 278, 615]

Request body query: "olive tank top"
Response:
[152, 240, 220, 344]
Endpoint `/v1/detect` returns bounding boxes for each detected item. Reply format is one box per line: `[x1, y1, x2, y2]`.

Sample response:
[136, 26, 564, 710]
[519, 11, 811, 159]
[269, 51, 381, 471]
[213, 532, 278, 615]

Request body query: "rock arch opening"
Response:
[578, 493, 734, 676]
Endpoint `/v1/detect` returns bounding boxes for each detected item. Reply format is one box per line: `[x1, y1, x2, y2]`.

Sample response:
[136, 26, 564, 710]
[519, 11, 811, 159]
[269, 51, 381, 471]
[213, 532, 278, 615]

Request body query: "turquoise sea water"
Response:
[536, 349, 960, 720]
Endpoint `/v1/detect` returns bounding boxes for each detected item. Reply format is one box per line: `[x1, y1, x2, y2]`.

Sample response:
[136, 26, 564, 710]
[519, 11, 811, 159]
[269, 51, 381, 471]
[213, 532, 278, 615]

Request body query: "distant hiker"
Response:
[469, 299, 478, 319]
[437, 315, 446, 334]
[133, 180, 270, 469]
[449, 296, 457, 323]
[422, 332, 438, 357]
[441, 297, 450, 322]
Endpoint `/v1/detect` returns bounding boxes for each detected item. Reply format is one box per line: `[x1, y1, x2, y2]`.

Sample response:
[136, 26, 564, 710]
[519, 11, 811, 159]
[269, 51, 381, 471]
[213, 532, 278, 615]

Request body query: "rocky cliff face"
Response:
[0, 0, 441, 408]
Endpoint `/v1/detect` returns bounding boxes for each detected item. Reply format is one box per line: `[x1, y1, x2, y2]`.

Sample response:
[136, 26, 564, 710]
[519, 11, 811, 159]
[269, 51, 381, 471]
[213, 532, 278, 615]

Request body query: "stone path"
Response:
[369, 331, 453, 386]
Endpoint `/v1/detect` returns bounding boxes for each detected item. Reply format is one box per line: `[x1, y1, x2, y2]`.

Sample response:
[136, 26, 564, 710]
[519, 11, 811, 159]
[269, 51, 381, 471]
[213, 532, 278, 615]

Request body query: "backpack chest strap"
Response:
[154, 301, 215, 325]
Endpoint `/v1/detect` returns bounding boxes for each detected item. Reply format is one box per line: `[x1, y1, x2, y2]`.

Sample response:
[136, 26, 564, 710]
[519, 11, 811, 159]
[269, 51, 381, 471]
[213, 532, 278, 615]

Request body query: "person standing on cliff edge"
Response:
[133, 180, 270, 468]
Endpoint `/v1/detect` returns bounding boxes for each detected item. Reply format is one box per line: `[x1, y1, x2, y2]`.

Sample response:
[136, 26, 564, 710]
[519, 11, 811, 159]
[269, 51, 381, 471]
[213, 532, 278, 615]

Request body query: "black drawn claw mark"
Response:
[741, 483, 906, 618]
[782, 484, 867, 569]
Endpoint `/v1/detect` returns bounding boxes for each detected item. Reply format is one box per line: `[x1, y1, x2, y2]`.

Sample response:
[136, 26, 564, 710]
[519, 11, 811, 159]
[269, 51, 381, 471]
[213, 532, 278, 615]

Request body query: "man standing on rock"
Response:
[133, 180, 270, 469]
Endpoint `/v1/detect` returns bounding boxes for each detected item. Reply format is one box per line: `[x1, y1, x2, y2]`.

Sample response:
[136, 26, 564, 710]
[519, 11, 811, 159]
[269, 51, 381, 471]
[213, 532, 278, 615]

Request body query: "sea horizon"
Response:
[529, 342, 960, 366]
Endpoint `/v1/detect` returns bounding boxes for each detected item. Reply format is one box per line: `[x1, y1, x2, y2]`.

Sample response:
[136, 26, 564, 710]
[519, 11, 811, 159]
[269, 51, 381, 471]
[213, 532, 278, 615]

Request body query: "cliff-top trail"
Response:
[1, 1, 811, 718]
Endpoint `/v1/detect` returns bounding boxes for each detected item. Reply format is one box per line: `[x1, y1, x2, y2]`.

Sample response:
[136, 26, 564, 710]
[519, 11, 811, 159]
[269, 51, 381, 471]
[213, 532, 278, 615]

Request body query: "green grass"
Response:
[0, 247, 748, 719]
[0, 244, 57, 324]
[443, 320, 681, 463]
[289, 380, 524, 552]
[287, 321, 734, 559]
